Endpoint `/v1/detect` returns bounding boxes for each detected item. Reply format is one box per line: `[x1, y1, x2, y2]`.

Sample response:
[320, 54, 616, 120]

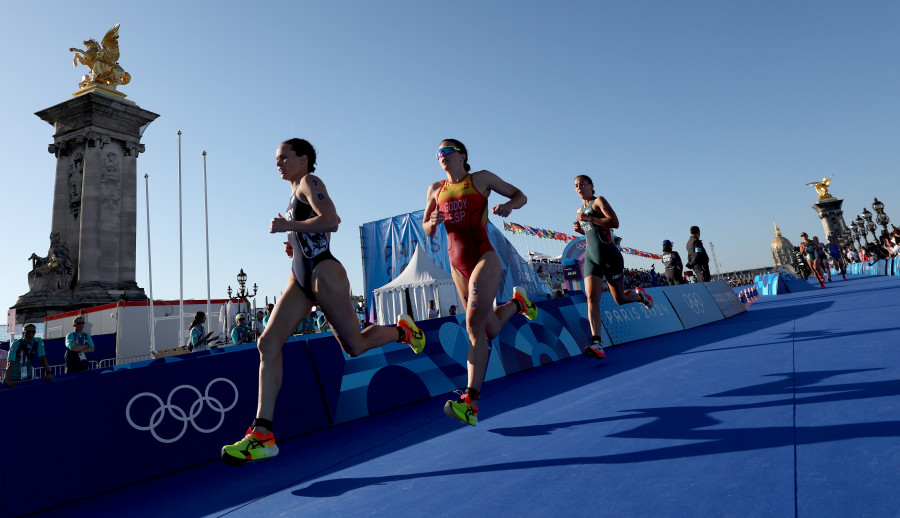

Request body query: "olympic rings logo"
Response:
[125, 378, 239, 444]
[683, 293, 705, 314]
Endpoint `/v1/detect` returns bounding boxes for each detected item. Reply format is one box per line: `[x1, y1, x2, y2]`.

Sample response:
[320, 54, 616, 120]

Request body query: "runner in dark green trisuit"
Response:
[573, 175, 654, 360]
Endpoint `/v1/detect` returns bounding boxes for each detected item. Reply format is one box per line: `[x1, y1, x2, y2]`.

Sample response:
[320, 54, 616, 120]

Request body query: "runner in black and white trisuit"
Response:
[573, 175, 653, 359]
[221, 138, 426, 466]
[813, 236, 831, 282]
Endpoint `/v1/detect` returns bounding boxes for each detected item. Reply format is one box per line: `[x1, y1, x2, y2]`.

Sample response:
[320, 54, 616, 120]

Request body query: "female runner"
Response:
[799, 232, 826, 289]
[423, 139, 537, 427]
[222, 138, 425, 465]
[573, 175, 653, 359]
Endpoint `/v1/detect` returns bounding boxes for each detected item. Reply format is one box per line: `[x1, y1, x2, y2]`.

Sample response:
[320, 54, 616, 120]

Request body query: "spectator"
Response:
[188, 311, 217, 351]
[297, 311, 316, 334]
[448, 305, 458, 316]
[846, 246, 859, 264]
[428, 300, 438, 319]
[231, 313, 254, 345]
[4, 323, 52, 388]
[65, 316, 94, 373]
[261, 303, 275, 330]
[316, 313, 330, 333]
[661, 239, 686, 285]
[685, 225, 711, 282]
[255, 310, 265, 337]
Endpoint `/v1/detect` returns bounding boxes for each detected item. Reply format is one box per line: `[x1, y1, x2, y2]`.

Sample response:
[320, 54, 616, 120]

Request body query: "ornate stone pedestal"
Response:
[812, 198, 849, 240]
[12, 92, 159, 323]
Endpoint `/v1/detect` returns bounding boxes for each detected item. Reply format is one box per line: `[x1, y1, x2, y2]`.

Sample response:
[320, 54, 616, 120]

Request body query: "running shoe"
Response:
[444, 392, 478, 426]
[584, 335, 606, 359]
[584, 344, 606, 359]
[397, 314, 426, 354]
[512, 286, 538, 321]
[221, 428, 279, 466]
[635, 286, 654, 310]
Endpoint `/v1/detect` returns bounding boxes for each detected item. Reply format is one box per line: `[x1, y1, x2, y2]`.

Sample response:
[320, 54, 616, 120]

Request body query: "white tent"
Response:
[373, 245, 461, 325]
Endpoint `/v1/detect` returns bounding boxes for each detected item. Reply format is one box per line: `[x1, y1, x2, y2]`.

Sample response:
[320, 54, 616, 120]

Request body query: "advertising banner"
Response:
[703, 280, 746, 318]
[662, 283, 725, 329]
[361, 211, 549, 323]
[601, 287, 683, 345]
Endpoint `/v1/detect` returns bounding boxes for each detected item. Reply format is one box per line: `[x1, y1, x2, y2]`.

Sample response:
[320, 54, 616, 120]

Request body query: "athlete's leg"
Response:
[606, 277, 644, 305]
[312, 260, 412, 357]
[254, 273, 313, 434]
[584, 275, 603, 337]
[457, 255, 502, 394]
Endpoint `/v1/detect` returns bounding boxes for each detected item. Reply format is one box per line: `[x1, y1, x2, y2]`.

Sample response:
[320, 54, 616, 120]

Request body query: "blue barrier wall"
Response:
[662, 283, 725, 329]
[0, 280, 743, 518]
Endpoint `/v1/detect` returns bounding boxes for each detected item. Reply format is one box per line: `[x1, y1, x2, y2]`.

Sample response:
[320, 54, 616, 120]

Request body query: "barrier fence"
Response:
[1, 281, 744, 518]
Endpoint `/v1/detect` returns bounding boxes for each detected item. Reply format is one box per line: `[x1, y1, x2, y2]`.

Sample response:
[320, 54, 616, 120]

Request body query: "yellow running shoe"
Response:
[221, 428, 279, 466]
[444, 392, 478, 426]
[397, 314, 426, 354]
[512, 286, 538, 321]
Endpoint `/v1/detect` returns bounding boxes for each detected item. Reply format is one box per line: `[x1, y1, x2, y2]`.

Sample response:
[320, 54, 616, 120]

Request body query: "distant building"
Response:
[771, 221, 796, 273]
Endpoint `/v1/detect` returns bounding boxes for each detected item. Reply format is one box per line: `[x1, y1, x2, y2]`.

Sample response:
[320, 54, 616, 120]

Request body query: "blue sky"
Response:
[2, 1, 898, 311]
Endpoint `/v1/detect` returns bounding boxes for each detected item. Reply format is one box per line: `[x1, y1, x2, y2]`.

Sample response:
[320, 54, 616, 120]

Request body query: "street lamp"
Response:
[872, 197, 890, 241]
[233, 268, 258, 299]
[862, 208, 876, 244]
[855, 214, 868, 245]
[849, 221, 860, 248]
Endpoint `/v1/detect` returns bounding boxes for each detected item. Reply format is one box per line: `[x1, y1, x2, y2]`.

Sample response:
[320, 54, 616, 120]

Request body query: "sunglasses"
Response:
[436, 146, 461, 159]
[237, 318, 246, 322]
[75, 321, 85, 325]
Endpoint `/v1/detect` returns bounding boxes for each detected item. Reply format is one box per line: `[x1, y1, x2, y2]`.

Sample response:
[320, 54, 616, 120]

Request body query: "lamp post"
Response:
[862, 208, 876, 244]
[872, 197, 890, 241]
[855, 215, 868, 245]
[233, 268, 258, 318]
[848, 221, 858, 248]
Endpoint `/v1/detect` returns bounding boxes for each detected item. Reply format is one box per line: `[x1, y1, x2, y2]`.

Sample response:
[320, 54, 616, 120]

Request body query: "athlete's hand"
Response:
[430, 209, 445, 226]
[270, 213, 289, 233]
[576, 210, 591, 222]
[284, 241, 293, 258]
[573, 221, 581, 232]
[492, 202, 513, 218]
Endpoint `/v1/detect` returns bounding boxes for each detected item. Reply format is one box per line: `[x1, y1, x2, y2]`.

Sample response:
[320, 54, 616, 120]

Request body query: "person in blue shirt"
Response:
[231, 313, 254, 345]
[188, 311, 218, 351]
[4, 323, 52, 388]
[65, 316, 95, 373]
[261, 304, 274, 330]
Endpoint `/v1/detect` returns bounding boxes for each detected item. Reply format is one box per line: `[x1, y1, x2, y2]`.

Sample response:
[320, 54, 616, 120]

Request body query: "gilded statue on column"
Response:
[70, 23, 131, 94]
[806, 174, 835, 201]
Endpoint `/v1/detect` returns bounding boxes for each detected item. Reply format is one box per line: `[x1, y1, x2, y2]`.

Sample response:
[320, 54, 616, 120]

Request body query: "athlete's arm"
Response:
[423, 181, 444, 237]
[573, 220, 585, 235]
[269, 174, 340, 234]
[576, 196, 619, 229]
[473, 170, 527, 217]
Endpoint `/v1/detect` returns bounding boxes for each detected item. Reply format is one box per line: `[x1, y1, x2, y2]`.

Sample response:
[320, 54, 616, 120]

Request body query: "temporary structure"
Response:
[373, 245, 461, 325]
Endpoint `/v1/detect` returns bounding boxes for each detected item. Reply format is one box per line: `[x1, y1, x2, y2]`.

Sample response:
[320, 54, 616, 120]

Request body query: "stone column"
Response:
[812, 198, 849, 239]
[13, 92, 158, 321]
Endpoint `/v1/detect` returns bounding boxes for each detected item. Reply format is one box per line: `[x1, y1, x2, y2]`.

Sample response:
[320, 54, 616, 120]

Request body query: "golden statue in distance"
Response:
[70, 23, 131, 97]
[806, 175, 835, 201]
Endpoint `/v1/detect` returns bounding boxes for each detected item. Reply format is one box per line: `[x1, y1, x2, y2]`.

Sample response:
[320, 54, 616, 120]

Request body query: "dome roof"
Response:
[771, 221, 793, 250]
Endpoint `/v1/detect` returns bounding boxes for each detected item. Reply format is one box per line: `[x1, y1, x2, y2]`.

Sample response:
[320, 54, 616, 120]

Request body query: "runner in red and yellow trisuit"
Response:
[423, 139, 538, 427]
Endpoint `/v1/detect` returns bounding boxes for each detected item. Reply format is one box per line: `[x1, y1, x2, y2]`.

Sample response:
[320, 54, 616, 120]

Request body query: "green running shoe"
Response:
[444, 392, 478, 426]
[221, 428, 279, 466]
[397, 314, 426, 354]
[513, 286, 538, 321]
